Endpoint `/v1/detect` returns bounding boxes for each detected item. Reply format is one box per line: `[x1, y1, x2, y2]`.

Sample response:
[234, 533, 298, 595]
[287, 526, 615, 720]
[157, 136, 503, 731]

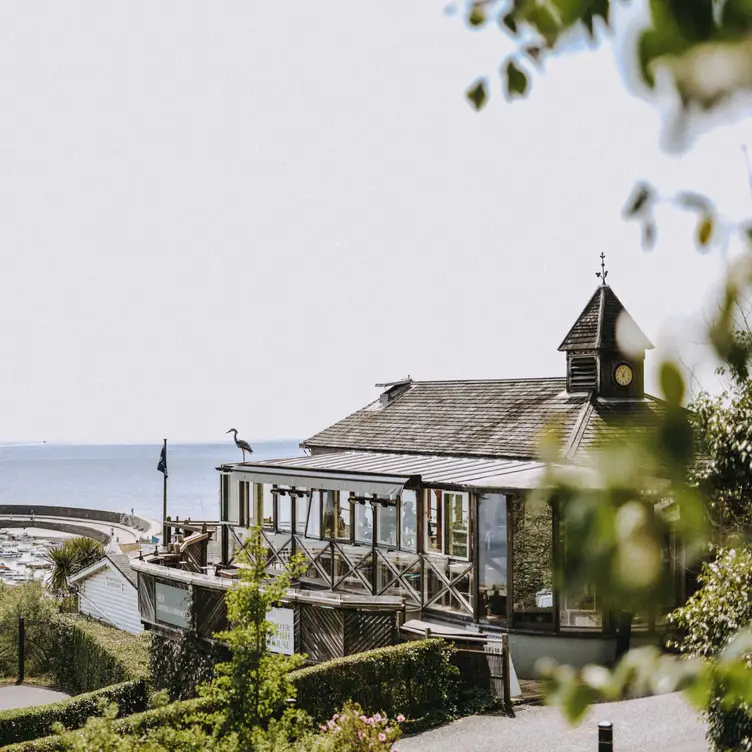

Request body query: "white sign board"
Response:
[267, 607, 294, 655]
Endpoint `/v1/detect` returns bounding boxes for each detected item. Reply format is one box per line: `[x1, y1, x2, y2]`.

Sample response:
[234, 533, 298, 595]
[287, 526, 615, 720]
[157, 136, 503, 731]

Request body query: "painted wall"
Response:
[77, 561, 143, 634]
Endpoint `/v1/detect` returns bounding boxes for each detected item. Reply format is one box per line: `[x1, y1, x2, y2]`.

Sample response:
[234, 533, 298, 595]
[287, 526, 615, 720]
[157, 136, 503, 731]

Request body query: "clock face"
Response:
[614, 363, 634, 387]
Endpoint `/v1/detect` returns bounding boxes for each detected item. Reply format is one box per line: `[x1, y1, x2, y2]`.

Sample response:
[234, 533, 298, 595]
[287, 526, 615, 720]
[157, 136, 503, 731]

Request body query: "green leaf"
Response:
[659, 361, 686, 405]
[468, 5, 486, 27]
[562, 681, 595, 724]
[501, 11, 518, 33]
[663, 0, 714, 41]
[722, 0, 752, 32]
[697, 214, 713, 247]
[676, 191, 712, 212]
[524, 45, 544, 64]
[505, 59, 529, 98]
[525, 3, 560, 44]
[623, 182, 654, 217]
[466, 79, 489, 110]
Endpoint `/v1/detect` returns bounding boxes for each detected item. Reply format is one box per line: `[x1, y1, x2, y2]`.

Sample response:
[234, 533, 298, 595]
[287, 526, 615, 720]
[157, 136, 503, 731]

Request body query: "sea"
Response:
[0, 440, 303, 522]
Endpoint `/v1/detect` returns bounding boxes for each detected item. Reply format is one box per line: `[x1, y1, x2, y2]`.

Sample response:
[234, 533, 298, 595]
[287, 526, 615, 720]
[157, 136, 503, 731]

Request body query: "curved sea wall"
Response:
[0, 505, 159, 538]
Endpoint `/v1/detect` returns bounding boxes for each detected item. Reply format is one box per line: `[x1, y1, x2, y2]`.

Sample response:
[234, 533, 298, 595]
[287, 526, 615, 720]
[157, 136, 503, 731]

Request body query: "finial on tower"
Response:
[596, 252, 608, 284]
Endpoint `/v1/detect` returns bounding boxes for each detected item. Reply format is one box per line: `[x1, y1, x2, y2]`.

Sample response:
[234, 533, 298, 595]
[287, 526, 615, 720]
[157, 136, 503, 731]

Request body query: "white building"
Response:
[68, 553, 142, 634]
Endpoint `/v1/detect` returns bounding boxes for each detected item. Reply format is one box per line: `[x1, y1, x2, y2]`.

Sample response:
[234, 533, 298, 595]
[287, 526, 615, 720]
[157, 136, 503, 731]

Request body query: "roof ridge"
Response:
[411, 377, 566, 385]
[595, 286, 607, 350]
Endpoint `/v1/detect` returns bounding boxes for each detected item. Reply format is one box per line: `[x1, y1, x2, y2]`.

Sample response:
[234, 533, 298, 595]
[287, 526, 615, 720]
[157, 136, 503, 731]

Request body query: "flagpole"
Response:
[162, 438, 168, 545]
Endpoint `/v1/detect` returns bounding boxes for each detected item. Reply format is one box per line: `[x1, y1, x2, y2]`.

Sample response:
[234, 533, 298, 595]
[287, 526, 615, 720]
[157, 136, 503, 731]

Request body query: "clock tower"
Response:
[558, 281, 653, 399]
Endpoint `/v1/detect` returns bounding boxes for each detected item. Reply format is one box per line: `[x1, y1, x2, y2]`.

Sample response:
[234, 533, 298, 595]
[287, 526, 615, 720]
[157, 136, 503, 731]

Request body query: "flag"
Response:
[157, 445, 168, 478]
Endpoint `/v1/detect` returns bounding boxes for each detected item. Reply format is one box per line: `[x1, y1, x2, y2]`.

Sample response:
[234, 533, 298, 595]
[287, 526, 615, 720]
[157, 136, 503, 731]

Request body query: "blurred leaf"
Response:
[466, 79, 489, 110]
[501, 11, 518, 33]
[468, 4, 486, 27]
[505, 59, 529, 98]
[561, 681, 595, 724]
[642, 219, 657, 249]
[526, 3, 561, 44]
[660, 361, 685, 405]
[624, 182, 654, 217]
[697, 214, 714, 247]
[722, 0, 752, 32]
[582, 0, 610, 37]
[663, 0, 715, 41]
[524, 45, 544, 64]
[676, 190, 712, 212]
[550, 0, 591, 26]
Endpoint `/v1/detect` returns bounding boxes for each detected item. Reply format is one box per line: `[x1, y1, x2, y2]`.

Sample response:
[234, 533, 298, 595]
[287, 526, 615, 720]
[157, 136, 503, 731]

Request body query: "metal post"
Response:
[598, 720, 613, 752]
[501, 633, 512, 710]
[16, 617, 24, 685]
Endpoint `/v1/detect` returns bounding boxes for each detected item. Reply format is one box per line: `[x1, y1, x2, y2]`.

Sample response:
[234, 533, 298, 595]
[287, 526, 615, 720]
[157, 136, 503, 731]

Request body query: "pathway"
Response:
[0, 685, 70, 710]
[397, 692, 708, 752]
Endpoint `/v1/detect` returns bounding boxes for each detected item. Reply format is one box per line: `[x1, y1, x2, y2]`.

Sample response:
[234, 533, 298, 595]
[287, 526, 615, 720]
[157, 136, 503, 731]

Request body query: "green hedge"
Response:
[292, 639, 459, 726]
[45, 615, 149, 693]
[0, 680, 146, 748]
[8, 639, 460, 750]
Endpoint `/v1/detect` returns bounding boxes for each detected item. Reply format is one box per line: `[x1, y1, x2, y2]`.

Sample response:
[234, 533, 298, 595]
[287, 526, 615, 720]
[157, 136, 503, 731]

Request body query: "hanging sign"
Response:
[267, 607, 295, 655]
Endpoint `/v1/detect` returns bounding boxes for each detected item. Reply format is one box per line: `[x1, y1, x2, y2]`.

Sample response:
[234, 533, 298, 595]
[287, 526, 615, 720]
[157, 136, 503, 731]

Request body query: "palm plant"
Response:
[44, 537, 104, 595]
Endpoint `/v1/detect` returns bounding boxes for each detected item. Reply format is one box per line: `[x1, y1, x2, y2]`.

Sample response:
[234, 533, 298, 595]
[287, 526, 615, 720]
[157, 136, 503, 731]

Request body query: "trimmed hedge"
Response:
[45, 615, 149, 693]
[292, 639, 460, 726]
[8, 639, 460, 750]
[0, 680, 146, 747]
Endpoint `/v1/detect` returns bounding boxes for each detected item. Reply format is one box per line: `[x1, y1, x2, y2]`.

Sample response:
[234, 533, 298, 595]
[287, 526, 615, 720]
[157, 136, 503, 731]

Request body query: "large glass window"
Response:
[376, 503, 398, 547]
[445, 492, 469, 558]
[295, 493, 308, 535]
[322, 491, 352, 540]
[424, 489, 443, 553]
[400, 490, 418, 552]
[478, 493, 508, 622]
[559, 507, 600, 630]
[354, 502, 373, 544]
[512, 497, 554, 627]
[306, 491, 321, 539]
[276, 491, 292, 532]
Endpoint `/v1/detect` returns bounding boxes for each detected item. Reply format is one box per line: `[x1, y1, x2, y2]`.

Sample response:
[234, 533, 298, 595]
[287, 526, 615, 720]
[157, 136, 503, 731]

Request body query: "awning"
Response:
[225, 463, 410, 499]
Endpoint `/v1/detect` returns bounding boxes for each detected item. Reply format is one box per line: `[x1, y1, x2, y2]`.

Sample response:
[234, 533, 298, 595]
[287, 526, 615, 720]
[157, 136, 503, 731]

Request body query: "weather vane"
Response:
[596, 252, 608, 284]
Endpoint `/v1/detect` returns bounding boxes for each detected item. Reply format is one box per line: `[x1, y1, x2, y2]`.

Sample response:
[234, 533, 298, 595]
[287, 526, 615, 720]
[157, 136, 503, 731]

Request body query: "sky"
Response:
[1, 1, 751, 444]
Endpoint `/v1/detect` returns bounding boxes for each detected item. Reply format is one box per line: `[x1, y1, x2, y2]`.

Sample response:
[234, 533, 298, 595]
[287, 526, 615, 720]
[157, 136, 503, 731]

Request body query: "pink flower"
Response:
[327, 719, 335, 729]
[378, 732, 387, 742]
[358, 730, 365, 740]
[332, 714, 339, 721]
[319, 724, 327, 732]
[374, 713, 382, 723]
[360, 715, 368, 722]
[397, 714, 405, 723]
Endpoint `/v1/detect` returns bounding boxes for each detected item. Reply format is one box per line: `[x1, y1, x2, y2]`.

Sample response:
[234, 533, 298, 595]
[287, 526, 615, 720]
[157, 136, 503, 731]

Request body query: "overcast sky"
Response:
[0, 2, 750, 444]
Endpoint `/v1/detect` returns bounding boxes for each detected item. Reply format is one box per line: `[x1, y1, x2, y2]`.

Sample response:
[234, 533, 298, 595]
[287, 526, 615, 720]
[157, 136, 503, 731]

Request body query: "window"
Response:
[306, 491, 321, 538]
[400, 490, 418, 552]
[354, 502, 373, 544]
[238, 480, 250, 527]
[322, 491, 352, 541]
[295, 493, 308, 535]
[478, 493, 508, 622]
[512, 496, 554, 627]
[444, 492, 469, 558]
[424, 489, 443, 553]
[276, 490, 292, 532]
[376, 503, 397, 547]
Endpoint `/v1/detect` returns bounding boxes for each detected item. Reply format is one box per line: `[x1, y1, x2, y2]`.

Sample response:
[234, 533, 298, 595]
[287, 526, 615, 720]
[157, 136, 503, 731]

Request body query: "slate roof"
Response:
[558, 285, 654, 352]
[106, 553, 138, 588]
[303, 379, 668, 462]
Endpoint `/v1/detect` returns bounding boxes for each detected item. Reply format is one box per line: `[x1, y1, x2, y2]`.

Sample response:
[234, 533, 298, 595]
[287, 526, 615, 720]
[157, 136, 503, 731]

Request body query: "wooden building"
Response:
[69, 553, 143, 635]
[133, 282, 681, 677]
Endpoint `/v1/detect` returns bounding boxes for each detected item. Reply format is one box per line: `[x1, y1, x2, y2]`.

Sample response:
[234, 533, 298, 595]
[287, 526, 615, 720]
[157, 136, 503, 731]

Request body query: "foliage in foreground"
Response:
[0, 680, 146, 748]
[670, 546, 752, 752]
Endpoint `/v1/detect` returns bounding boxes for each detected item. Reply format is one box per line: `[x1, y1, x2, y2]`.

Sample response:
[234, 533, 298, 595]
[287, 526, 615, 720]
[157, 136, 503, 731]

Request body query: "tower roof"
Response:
[558, 285, 654, 353]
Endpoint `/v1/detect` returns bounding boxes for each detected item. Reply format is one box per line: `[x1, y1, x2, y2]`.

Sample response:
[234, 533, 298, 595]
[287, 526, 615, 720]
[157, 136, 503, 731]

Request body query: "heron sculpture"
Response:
[226, 428, 254, 461]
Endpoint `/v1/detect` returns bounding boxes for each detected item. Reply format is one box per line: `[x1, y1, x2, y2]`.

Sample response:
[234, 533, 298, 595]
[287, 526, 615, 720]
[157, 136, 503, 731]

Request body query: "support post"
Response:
[501, 632, 512, 710]
[161, 438, 168, 544]
[16, 617, 24, 685]
[598, 720, 613, 752]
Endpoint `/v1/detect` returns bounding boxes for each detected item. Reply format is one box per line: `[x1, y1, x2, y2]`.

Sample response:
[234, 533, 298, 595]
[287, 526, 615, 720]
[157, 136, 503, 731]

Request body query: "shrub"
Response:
[292, 639, 459, 729]
[45, 614, 149, 692]
[670, 545, 752, 751]
[0, 680, 146, 747]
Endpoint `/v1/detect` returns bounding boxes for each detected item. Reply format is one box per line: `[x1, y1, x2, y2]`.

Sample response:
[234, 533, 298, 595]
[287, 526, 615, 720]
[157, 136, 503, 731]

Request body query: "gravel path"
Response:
[0, 685, 70, 710]
[397, 693, 708, 752]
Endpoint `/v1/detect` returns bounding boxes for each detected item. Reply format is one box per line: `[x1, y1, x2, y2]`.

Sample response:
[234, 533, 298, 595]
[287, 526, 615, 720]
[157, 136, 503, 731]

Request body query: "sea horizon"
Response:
[0, 440, 304, 522]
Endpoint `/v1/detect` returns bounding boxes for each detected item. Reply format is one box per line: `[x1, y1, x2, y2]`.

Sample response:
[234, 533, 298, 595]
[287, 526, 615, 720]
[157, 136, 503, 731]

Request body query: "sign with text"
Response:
[155, 582, 191, 628]
[267, 607, 294, 655]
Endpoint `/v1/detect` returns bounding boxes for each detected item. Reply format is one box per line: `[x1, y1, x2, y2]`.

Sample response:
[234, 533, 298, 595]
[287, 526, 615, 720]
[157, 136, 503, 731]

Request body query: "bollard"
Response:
[16, 617, 24, 685]
[598, 720, 613, 752]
